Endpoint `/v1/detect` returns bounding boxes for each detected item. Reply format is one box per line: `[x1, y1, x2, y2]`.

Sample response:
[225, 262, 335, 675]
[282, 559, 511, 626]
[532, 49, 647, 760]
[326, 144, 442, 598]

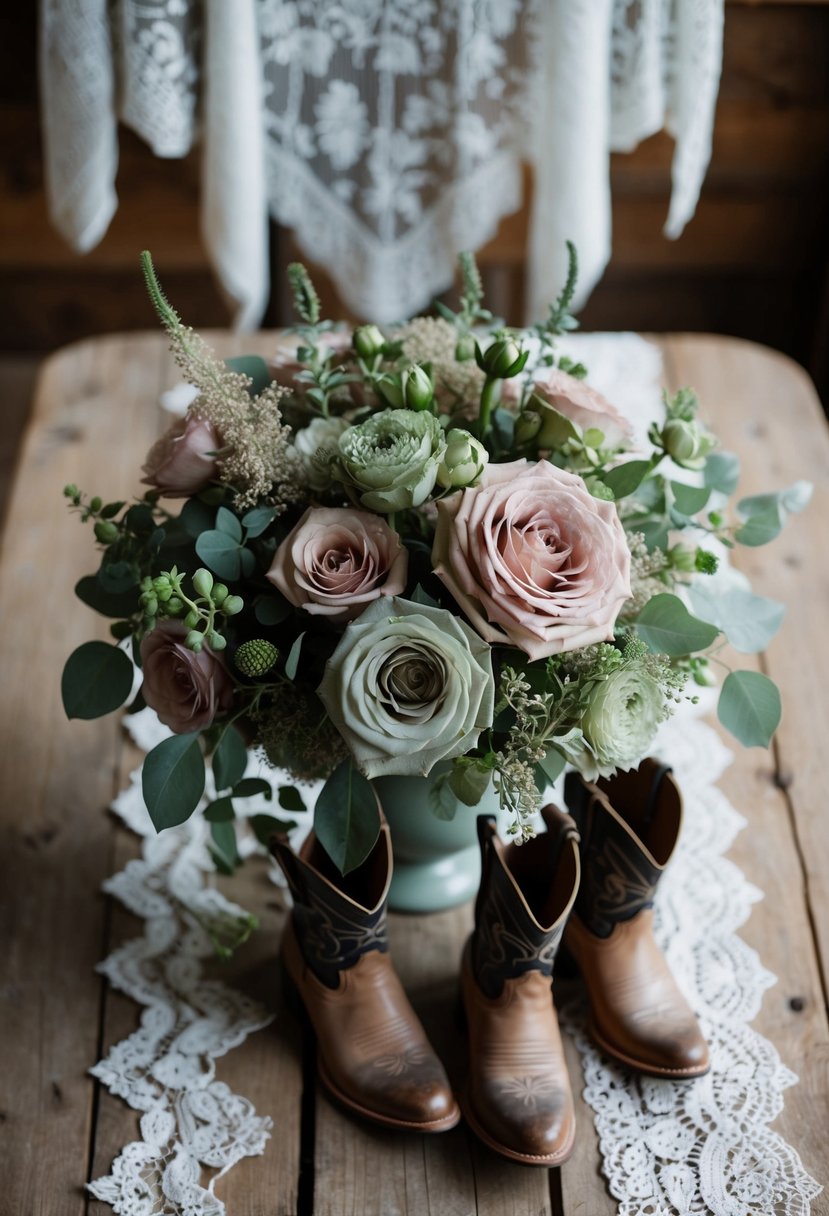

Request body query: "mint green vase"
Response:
[372, 764, 500, 913]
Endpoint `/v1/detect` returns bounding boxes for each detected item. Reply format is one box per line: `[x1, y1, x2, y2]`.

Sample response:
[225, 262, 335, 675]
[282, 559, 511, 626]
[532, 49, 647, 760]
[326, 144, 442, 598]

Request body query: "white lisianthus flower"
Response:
[436, 428, 489, 489]
[294, 415, 350, 493]
[580, 666, 665, 778]
[317, 596, 495, 779]
[335, 409, 446, 512]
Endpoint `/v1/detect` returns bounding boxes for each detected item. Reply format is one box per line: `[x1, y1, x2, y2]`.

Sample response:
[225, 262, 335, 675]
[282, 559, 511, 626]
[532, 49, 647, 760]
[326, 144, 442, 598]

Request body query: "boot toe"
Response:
[470, 1078, 575, 1164]
[593, 1013, 710, 1077]
[352, 1054, 460, 1130]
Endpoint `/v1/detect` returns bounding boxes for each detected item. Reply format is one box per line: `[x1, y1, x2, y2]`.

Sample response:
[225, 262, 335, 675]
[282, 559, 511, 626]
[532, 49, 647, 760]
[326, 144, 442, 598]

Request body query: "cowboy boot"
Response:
[271, 818, 460, 1132]
[460, 806, 580, 1166]
[563, 759, 709, 1078]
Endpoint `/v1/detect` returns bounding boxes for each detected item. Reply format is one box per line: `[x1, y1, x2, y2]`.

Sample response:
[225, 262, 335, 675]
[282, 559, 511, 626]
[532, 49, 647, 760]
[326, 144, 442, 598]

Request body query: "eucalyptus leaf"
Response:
[525, 395, 580, 446]
[233, 777, 273, 800]
[254, 594, 291, 626]
[242, 506, 277, 538]
[448, 760, 492, 807]
[278, 785, 306, 812]
[670, 481, 711, 516]
[75, 575, 138, 619]
[285, 632, 306, 680]
[636, 518, 670, 551]
[635, 594, 719, 656]
[209, 819, 239, 873]
[411, 583, 439, 609]
[204, 796, 235, 823]
[717, 670, 781, 748]
[99, 561, 139, 594]
[537, 748, 566, 787]
[314, 761, 380, 873]
[62, 641, 135, 720]
[215, 506, 243, 542]
[735, 505, 782, 548]
[429, 775, 459, 821]
[491, 407, 515, 450]
[195, 530, 243, 580]
[179, 497, 216, 538]
[142, 733, 205, 831]
[213, 726, 248, 791]
[224, 354, 273, 397]
[688, 584, 784, 654]
[602, 459, 653, 500]
[239, 547, 257, 578]
[704, 451, 740, 495]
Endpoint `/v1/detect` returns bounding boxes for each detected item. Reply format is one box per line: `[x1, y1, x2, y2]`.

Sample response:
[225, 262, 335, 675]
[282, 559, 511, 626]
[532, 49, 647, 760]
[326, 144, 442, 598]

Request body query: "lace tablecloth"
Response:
[40, 0, 724, 326]
[86, 334, 821, 1215]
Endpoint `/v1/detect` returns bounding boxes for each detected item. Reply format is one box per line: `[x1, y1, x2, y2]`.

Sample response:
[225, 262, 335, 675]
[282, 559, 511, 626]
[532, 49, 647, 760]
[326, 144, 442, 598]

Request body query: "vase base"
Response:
[388, 844, 481, 913]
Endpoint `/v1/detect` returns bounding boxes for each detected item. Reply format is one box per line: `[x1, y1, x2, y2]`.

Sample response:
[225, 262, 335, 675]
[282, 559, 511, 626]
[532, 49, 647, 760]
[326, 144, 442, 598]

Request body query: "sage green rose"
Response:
[580, 666, 665, 778]
[335, 409, 446, 512]
[317, 596, 495, 779]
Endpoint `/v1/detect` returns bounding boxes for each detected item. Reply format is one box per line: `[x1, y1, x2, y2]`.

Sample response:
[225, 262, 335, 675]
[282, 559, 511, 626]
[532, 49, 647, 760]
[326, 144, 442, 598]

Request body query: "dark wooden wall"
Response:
[2, 4, 828, 401]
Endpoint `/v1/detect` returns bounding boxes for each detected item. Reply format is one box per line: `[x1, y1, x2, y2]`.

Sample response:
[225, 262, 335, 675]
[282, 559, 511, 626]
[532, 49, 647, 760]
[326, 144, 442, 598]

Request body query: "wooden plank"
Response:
[0, 335, 165, 1215]
[0, 354, 39, 527]
[661, 336, 829, 1204]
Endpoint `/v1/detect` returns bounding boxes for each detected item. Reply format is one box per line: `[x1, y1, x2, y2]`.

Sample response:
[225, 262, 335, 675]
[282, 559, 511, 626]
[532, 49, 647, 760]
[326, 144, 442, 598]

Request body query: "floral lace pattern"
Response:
[41, 1, 723, 324]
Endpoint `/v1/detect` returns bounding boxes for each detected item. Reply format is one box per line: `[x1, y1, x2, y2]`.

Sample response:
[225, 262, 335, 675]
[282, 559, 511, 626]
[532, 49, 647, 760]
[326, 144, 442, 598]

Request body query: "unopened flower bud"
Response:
[212, 583, 229, 606]
[454, 333, 476, 362]
[353, 324, 385, 360]
[207, 631, 227, 651]
[661, 419, 714, 470]
[436, 429, 489, 489]
[184, 609, 200, 629]
[377, 365, 434, 412]
[235, 638, 279, 678]
[514, 410, 542, 446]
[223, 595, 244, 616]
[89, 496, 102, 513]
[668, 544, 696, 573]
[185, 630, 204, 652]
[192, 568, 214, 598]
[94, 520, 119, 544]
[475, 337, 529, 379]
[63, 484, 79, 499]
[166, 596, 184, 616]
[142, 595, 158, 617]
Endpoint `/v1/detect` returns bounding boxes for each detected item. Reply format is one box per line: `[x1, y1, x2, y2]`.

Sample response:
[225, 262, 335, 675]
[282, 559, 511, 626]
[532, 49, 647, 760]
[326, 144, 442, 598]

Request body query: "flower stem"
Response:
[478, 377, 500, 438]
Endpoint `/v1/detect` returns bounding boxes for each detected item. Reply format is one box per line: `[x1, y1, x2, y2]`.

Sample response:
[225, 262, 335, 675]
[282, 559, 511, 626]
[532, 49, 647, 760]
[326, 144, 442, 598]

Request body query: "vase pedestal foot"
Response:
[388, 844, 481, 913]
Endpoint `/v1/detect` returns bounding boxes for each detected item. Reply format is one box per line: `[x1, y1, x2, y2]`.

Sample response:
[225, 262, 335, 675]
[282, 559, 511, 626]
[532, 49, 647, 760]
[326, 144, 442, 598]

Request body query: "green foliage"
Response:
[142, 733, 205, 831]
[704, 451, 740, 495]
[287, 262, 321, 326]
[213, 726, 248, 791]
[635, 594, 719, 656]
[62, 642, 135, 720]
[717, 670, 781, 748]
[689, 584, 784, 654]
[209, 819, 240, 873]
[603, 459, 653, 500]
[285, 632, 306, 680]
[224, 355, 272, 397]
[314, 760, 380, 874]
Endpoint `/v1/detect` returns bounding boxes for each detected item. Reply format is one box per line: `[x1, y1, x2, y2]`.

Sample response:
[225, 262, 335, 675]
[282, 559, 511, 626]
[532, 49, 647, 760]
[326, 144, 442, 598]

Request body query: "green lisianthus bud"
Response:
[185, 630, 204, 652]
[475, 337, 529, 379]
[223, 595, 244, 616]
[691, 658, 718, 688]
[436, 429, 489, 489]
[668, 544, 696, 573]
[192, 568, 214, 598]
[454, 333, 477, 362]
[514, 410, 542, 446]
[377, 365, 434, 411]
[353, 324, 385, 360]
[235, 638, 279, 678]
[94, 520, 119, 544]
[661, 419, 716, 470]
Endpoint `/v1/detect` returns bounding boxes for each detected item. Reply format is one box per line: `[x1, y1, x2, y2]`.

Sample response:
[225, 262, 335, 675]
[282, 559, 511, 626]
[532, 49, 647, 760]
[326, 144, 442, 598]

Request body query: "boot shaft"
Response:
[564, 759, 682, 939]
[470, 806, 580, 999]
[271, 825, 391, 988]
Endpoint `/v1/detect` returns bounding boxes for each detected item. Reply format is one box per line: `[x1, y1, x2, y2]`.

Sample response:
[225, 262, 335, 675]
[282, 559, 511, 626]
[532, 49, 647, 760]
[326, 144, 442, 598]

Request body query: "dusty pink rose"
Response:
[141, 413, 219, 498]
[140, 622, 234, 733]
[432, 460, 631, 660]
[530, 369, 633, 447]
[267, 507, 408, 622]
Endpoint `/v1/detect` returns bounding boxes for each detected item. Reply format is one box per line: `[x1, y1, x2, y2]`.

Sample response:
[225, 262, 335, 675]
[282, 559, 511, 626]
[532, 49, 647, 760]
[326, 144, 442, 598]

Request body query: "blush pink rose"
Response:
[530, 369, 633, 447]
[140, 622, 234, 733]
[141, 413, 219, 498]
[432, 460, 631, 661]
[267, 507, 408, 622]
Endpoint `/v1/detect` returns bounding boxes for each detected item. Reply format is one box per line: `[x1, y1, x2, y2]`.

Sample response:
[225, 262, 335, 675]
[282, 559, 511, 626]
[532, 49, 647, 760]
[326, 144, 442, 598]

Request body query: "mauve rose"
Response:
[529, 369, 633, 447]
[432, 460, 631, 661]
[267, 507, 407, 622]
[141, 413, 219, 498]
[141, 622, 234, 733]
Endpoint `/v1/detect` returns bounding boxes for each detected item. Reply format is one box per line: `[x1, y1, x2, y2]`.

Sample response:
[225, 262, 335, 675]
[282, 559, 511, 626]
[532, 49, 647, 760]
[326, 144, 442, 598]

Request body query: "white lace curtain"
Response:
[39, 0, 724, 328]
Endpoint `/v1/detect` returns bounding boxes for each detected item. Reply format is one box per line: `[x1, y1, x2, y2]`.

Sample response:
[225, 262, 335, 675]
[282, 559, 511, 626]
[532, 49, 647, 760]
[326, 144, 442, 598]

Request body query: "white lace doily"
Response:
[40, 0, 724, 326]
[87, 335, 821, 1212]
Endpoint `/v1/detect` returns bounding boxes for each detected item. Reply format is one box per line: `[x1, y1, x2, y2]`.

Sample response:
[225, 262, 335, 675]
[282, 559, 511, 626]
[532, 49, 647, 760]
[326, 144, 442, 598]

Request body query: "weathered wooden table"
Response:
[2, 333, 827, 1215]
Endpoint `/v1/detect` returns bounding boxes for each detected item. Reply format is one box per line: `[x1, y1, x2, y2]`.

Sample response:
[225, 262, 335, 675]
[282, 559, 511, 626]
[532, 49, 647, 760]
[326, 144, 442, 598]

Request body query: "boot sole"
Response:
[459, 1086, 576, 1167]
[587, 1018, 711, 1079]
[281, 959, 461, 1133]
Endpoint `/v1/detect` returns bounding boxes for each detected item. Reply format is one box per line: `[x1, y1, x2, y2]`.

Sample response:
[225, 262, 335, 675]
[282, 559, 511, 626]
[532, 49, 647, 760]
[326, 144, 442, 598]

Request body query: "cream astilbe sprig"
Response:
[141, 251, 302, 511]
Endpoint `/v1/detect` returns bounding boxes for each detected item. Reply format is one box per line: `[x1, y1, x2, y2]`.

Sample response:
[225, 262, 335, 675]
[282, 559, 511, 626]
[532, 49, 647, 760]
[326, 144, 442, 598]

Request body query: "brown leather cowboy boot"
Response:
[271, 820, 460, 1132]
[563, 759, 709, 1078]
[460, 806, 580, 1166]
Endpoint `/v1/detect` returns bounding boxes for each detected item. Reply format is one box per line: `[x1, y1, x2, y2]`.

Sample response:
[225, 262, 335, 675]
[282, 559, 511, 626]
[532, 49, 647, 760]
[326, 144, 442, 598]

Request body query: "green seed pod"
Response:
[454, 333, 477, 362]
[353, 324, 385, 360]
[235, 638, 279, 678]
[223, 595, 244, 616]
[192, 568, 214, 598]
[93, 520, 119, 544]
[184, 609, 200, 629]
[207, 631, 227, 651]
[89, 496, 102, 513]
[185, 630, 204, 652]
[212, 583, 229, 607]
[165, 596, 184, 616]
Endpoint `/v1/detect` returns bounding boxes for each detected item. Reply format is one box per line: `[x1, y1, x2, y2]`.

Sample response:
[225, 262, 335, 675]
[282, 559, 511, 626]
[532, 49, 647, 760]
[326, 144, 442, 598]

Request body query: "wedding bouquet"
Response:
[62, 249, 808, 874]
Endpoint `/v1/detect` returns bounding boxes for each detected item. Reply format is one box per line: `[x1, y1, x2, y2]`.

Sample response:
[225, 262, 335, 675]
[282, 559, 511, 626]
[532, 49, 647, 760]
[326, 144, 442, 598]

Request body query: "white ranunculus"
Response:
[294, 415, 350, 492]
[317, 596, 495, 779]
[580, 666, 664, 778]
